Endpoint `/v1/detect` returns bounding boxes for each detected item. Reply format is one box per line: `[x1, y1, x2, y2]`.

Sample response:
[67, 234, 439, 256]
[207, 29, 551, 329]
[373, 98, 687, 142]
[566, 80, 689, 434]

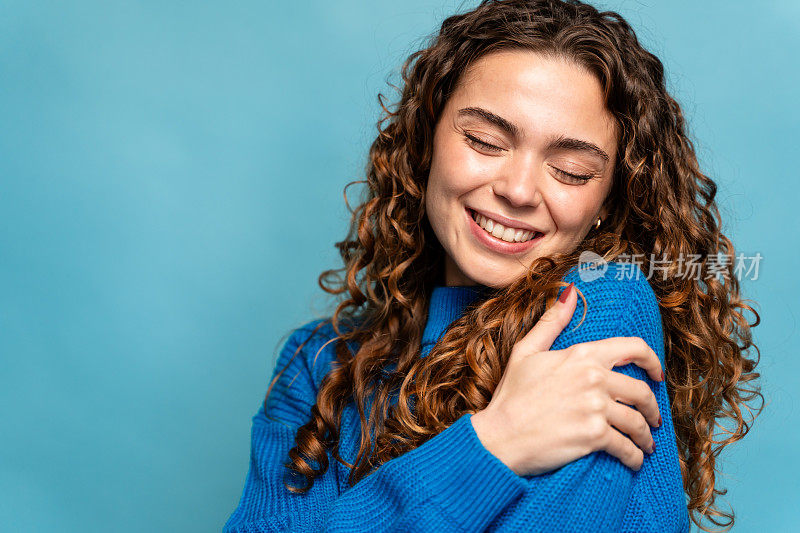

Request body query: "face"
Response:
[425, 49, 618, 288]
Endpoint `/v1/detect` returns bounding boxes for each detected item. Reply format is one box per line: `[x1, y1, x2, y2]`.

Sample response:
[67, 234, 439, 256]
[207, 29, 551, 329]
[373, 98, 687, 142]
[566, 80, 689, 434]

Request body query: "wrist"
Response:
[470, 409, 521, 475]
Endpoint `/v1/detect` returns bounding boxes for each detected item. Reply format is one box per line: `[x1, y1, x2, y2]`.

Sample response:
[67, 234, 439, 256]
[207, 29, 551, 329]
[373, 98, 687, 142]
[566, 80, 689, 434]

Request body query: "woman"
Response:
[224, 0, 762, 531]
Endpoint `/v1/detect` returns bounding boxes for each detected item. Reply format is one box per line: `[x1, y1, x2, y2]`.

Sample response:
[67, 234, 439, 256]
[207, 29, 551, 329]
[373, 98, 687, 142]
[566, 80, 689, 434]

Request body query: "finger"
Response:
[606, 398, 656, 456]
[601, 424, 645, 472]
[516, 282, 578, 354]
[605, 370, 661, 427]
[573, 336, 663, 382]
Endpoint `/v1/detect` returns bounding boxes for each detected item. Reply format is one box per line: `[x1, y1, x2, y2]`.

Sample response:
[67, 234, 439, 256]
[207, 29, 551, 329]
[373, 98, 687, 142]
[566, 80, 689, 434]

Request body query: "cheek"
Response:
[430, 138, 491, 196]
[547, 188, 602, 231]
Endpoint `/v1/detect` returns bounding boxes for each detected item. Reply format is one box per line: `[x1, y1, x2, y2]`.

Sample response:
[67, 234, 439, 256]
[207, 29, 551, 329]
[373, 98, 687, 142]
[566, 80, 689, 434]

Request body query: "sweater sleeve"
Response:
[485, 273, 690, 533]
[222, 321, 528, 533]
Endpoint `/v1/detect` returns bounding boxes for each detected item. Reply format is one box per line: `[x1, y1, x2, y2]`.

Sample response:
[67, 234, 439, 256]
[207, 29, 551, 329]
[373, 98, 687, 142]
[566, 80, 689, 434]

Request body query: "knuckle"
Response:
[583, 366, 605, 387]
[569, 343, 590, 359]
[538, 310, 557, 324]
[636, 337, 650, 352]
[585, 415, 607, 442]
[632, 449, 644, 470]
[636, 415, 649, 435]
[623, 408, 646, 436]
[585, 391, 606, 413]
[637, 381, 652, 403]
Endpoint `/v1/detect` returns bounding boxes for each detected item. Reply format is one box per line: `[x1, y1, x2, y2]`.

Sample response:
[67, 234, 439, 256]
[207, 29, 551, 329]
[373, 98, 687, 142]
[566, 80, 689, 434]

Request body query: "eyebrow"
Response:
[457, 106, 610, 163]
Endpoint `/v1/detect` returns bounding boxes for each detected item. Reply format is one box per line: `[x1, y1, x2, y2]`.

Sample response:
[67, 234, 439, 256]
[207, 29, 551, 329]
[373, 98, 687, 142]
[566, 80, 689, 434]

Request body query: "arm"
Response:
[616, 280, 691, 533]
[485, 270, 689, 533]
[223, 321, 528, 533]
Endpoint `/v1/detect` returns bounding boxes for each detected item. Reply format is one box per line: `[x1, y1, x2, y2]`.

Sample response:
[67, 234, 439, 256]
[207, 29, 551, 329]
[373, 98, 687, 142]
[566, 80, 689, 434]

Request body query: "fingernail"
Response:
[657, 415, 662, 427]
[558, 282, 574, 304]
[651, 441, 657, 454]
[661, 370, 664, 381]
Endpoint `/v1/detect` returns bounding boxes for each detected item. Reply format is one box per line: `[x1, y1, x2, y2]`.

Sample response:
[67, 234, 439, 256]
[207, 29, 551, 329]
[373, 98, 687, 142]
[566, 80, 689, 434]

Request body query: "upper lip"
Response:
[468, 207, 544, 234]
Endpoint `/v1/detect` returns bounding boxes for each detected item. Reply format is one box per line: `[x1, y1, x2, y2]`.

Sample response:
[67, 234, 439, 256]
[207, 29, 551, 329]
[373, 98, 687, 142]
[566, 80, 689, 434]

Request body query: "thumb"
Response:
[517, 282, 577, 354]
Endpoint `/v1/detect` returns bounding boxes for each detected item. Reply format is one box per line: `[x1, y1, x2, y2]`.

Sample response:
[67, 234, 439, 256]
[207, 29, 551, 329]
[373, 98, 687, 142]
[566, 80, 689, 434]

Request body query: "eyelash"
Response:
[462, 133, 595, 183]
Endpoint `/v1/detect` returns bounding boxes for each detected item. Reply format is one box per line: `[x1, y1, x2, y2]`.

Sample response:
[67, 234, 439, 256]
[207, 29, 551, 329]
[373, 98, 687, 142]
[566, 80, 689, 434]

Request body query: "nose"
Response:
[491, 159, 544, 209]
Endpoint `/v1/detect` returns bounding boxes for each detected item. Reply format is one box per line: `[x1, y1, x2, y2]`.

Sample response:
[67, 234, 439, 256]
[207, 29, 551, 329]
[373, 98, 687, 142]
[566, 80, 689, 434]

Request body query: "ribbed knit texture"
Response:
[223, 262, 691, 532]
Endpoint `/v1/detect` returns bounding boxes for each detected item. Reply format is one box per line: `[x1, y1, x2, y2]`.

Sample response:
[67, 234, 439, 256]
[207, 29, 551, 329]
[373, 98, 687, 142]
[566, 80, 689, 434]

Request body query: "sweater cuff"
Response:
[408, 412, 527, 530]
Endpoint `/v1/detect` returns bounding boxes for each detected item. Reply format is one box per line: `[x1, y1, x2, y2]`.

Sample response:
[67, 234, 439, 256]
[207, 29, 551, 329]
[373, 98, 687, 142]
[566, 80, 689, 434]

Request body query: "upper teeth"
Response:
[472, 212, 539, 243]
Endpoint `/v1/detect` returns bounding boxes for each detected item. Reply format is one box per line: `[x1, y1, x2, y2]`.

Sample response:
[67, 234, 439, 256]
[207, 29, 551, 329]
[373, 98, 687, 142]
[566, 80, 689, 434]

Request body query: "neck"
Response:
[420, 284, 491, 355]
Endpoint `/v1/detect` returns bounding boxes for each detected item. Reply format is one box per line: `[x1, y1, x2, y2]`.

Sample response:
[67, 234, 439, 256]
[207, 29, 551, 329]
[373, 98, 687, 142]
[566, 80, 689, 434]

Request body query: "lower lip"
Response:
[465, 207, 544, 255]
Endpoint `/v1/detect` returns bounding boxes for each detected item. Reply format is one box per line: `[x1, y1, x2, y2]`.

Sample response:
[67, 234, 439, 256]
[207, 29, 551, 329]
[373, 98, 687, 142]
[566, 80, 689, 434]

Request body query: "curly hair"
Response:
[263, 1, 764, 530]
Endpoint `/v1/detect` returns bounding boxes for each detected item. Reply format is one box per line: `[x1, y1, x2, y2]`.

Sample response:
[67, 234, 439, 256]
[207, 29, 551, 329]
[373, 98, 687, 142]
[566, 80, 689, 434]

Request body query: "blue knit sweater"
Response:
[223, 262, 691, 532]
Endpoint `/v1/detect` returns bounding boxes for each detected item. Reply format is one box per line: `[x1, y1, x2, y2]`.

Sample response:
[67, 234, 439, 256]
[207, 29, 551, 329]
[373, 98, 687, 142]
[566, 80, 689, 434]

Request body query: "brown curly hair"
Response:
[264, 1, 764, 530]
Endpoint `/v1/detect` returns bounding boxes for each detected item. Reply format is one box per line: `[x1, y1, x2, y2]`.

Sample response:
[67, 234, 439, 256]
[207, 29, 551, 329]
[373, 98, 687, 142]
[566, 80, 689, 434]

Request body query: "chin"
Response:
[458, 261, 523, 289]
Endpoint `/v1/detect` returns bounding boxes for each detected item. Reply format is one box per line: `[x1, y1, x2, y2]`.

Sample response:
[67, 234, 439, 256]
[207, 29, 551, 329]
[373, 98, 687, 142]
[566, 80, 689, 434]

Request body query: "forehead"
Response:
[449, 49, 618, 150]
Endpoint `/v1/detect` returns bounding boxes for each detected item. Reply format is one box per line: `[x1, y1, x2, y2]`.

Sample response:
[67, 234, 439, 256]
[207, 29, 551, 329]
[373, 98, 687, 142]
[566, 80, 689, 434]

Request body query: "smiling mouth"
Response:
[469, 209, 543, 243]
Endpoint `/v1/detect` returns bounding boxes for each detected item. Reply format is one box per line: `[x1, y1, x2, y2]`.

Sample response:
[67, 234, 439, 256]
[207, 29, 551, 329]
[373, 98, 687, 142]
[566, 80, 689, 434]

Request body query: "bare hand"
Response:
[470, 282, 664, 476]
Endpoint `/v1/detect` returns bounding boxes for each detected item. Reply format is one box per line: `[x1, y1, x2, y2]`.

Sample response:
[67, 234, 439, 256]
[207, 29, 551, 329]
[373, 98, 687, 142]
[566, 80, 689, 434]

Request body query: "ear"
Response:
[598, 193, 614, 221]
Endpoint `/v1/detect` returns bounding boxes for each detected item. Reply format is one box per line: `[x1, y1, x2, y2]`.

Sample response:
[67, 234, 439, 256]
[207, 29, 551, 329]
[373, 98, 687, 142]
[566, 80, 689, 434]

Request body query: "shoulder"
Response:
[275, 317, 352, 388]
[562, 259, 658, 311]
[553, 260, 664, 362]
[261, 317, 353, 425]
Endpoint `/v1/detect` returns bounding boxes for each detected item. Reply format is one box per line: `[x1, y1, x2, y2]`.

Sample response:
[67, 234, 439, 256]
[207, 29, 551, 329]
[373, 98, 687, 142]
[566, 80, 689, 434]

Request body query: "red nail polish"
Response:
[657, 415, 662, 427]
[559, 282, 574, 303]
[660, 370, 664, 381]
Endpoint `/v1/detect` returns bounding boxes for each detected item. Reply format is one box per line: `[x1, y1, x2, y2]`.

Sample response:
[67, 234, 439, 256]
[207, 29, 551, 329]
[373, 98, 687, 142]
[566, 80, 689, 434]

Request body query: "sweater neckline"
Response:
[421, 284, 491, 354]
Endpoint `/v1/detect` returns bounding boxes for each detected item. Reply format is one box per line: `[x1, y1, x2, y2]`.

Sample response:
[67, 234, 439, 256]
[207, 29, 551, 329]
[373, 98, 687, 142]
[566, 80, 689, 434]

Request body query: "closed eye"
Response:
[464, 132, 596, 183]
[463, 133, 504, 153]
[550, 166, 594, 183]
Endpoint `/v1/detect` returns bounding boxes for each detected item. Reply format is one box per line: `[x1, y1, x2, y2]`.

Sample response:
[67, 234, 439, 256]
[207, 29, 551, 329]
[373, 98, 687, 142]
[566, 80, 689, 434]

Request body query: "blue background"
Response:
[1, 1, 796, 531]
